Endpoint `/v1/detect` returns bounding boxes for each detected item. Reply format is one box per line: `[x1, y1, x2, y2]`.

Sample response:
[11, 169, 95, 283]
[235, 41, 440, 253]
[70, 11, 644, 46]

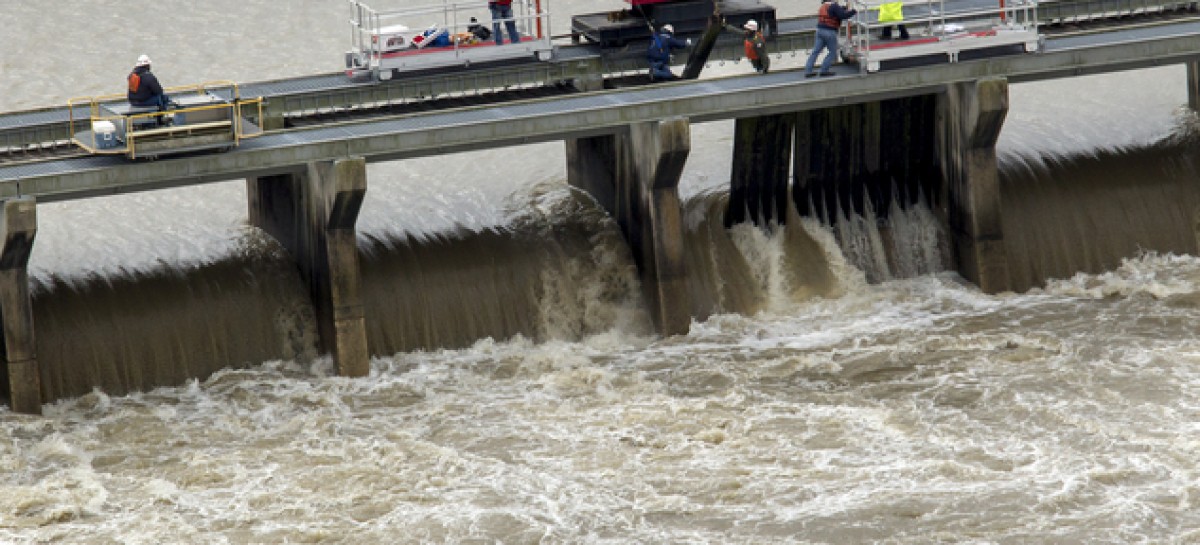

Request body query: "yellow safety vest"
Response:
[878, 1, 904, 22]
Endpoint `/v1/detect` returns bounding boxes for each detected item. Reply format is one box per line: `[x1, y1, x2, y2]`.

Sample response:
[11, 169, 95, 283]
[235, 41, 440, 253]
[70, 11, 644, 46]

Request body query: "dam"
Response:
[3, 0, 1200, 414]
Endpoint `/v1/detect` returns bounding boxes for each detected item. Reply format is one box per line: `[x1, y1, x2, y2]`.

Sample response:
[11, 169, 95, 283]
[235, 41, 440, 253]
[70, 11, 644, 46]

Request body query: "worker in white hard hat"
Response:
[647, 23, 692, 81]
[721, 18, 770, 74]
[127, 54, 169, 113]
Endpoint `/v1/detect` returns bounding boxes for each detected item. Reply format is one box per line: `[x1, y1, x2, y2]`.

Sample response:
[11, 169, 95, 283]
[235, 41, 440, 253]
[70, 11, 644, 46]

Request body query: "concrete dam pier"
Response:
[247, 158, 371, 380]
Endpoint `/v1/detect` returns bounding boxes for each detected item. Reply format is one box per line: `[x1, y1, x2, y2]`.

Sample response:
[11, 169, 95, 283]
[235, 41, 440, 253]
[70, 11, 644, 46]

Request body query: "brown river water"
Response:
[2, 1, 1199, 543]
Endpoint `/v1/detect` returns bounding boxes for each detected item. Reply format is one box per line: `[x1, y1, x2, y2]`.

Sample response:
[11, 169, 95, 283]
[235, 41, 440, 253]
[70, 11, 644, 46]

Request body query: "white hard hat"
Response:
[744, 20, 759, 31]
[136, 54, 151, 67]
[661, 24, 674, 34]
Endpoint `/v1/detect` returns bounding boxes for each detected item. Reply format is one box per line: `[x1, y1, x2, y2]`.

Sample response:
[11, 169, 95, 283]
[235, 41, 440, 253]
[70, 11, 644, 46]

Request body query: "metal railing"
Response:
[844, 0, 1040, 71]
[348, 0, 552, 72]
[68, 81, 263, 157]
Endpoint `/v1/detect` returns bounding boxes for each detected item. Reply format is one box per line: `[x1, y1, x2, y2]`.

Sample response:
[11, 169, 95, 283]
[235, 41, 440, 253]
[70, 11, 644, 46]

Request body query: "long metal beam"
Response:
[4, 19, 1200, 203]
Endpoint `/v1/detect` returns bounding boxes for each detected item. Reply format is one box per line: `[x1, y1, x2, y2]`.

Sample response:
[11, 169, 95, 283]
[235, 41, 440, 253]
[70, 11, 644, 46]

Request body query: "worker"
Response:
[468, 16, 493, 42]
[127, 54, 168, 110]
[877, 0, 909, 40]
[488, 0, 520, 46]
[727, 19, 769, 74]
[647, 24, 692, 81]
[804, 0, 858, 77]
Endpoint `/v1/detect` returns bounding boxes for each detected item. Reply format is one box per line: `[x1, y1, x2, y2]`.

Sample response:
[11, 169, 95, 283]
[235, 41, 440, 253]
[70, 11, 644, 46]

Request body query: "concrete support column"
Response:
[566, 134, 621, 217]
[0, 197, 39, 414]
[938, 77, 1010, 293]
[566, 118, 691, 335]
[1188, 61, 1200, 111]
[247, 158, 370, 377]
[728, 114, 796, 226]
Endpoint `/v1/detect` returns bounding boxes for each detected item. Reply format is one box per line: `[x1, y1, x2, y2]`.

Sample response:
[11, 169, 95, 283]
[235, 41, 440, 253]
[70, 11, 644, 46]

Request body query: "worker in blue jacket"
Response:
[127, 55, 168, 110]
[647, 24, 692, 81]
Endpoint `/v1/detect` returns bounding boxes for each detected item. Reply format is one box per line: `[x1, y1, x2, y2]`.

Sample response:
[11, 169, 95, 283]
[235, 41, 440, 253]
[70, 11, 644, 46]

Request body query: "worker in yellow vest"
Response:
[877, 1, 909, 40]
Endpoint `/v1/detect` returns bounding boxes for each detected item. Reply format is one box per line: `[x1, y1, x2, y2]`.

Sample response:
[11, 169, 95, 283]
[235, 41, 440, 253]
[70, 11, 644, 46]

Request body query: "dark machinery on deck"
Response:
[572, 0, 778, 47]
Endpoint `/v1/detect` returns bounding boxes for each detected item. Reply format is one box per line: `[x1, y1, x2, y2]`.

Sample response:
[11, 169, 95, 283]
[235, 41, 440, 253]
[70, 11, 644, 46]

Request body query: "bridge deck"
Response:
[2, 18, 1200, 202]
[4, 0, 1180, 133]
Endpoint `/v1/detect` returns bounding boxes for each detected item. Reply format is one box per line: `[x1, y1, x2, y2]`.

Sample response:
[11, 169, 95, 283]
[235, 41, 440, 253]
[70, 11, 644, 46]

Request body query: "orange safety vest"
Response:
[818, 3, 842, 30]
[127, 72, 141, 93]
[744, 31, 764, 60]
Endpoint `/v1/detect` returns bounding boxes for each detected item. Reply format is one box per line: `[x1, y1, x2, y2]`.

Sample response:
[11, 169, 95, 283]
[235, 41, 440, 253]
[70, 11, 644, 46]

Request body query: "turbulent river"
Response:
[2, 1, 1199, 543]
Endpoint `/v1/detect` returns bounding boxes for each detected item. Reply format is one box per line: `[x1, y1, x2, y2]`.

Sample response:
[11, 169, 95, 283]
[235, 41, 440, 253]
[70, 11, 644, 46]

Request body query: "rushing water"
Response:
[3, 1, 1200, 543]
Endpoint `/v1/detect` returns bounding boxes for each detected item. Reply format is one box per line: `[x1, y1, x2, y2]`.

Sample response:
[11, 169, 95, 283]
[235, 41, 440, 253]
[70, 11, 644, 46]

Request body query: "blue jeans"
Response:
[131, 94, 169, 111]
[805, 27, 840, 75]
[489, 4, 520, 45]
[649, 61, 676, 81]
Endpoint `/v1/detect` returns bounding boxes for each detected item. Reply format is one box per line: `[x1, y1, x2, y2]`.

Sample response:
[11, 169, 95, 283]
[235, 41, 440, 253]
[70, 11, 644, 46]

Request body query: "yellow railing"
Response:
[125, 101, 234, 158]
[68, 81, 262, 156]
[235, 96, 265, 141]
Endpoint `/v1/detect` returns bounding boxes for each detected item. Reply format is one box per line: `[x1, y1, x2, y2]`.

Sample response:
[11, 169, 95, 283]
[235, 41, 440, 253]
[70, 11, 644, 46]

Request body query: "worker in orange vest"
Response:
[805, 0, 858, 77]
[724, 19, 770, 74]
[127, 55, 167, 110]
